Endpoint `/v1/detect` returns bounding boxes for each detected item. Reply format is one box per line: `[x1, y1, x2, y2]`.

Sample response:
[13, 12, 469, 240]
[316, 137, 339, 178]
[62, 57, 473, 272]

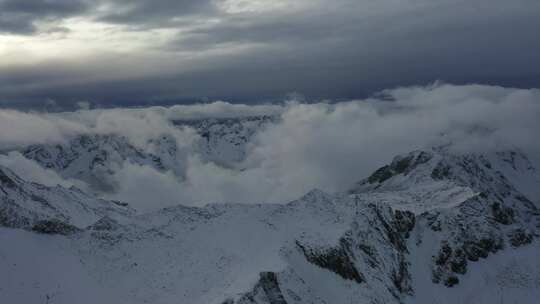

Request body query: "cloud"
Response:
[1, 0, 540, 106]
[97, 0, 217, 27]
[0, 84, 539, 211]
[164, 101, 283, 120]
[239, 84, 540, 199]
[0, 0, 90, 34]
[76, 101, 91, 110]
[0, 109, 88, 149]
[103, 162, 186, 210]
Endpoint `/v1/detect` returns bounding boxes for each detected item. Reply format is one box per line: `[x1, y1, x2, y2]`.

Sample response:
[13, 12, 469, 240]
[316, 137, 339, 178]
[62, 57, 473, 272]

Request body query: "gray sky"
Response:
[1, 0, 540, 109]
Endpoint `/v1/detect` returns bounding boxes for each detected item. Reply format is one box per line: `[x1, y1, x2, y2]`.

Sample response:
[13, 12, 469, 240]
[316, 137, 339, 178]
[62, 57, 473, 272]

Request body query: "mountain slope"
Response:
[0, 165, 133, 232]
[1, 148, 539, 304]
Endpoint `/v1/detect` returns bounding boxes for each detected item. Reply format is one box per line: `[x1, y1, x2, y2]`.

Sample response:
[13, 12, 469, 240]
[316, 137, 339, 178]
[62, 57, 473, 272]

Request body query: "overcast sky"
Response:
[1, 0, 540, 109]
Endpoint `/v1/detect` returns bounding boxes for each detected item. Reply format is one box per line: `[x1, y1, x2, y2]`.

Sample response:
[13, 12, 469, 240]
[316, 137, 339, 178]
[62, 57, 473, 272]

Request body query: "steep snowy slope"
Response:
[0, 165, 133, 231]
[1, 148, 539, 304]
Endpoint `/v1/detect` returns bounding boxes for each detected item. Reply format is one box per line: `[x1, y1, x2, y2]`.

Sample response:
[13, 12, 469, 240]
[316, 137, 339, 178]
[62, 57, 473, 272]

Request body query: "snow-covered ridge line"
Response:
[0, 115, 276, 205]
[0, 165, 133, 233]
[1, 147, 540, 303]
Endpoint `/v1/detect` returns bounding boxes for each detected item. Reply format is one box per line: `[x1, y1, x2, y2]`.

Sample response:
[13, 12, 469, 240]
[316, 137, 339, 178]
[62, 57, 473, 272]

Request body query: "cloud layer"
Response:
[1, 0, 539, 108]
[0, 84, 539, 211]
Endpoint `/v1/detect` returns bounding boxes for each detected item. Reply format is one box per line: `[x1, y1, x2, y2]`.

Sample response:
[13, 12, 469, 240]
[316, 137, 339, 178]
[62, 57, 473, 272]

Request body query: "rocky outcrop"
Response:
[296, 239, 363, 283]
[289, 204, 415, 302]
[32, 219, 81, 235]
[363, 151, 433, 185]
[235, 272, 288, 304]
[347, 204, 415, 297]
[416, 152, 540, 288]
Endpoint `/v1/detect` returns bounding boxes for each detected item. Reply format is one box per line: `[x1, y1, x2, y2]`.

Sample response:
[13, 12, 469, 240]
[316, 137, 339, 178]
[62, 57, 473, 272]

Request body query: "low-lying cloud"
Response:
[0, 83, 538, 211]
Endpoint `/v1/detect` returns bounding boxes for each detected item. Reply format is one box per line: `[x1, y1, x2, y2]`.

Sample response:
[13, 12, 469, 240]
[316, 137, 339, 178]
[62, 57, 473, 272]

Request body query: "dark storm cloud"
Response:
[97, 0, 216, 27]
[1, 0, 540, 107]
[0, 0, 90, 34]
[0, 0, 213, 34]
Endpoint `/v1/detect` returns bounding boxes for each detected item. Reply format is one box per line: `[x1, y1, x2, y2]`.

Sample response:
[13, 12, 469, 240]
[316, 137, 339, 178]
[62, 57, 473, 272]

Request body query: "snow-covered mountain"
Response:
[12, 115, 275, 193]
[1, 145, 539, 303]
[0, 165, 133, 231]
[172, 115, 275, 166]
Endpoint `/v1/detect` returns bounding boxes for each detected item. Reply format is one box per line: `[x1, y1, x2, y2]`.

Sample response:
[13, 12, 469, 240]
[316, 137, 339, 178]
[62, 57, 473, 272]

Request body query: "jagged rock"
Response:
[0, 201, 31, 228]
[365, 151, 433, 185]
[431, 163, 452, 180]
[508, 229, 533, 247]
[0, 169, 17, 189]
[491, 202, 515, 225]
[32, 219, 81, 235]
[236, 272, 288, 304]
[444, 275, 459, 287]
[347, 204, 414, 297]
[296, 239, 363, 283]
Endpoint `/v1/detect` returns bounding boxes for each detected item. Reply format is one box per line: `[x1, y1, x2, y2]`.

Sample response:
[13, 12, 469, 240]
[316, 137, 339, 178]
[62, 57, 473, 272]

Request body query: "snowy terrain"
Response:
[12, 115, 275, 192]
[1, 118, 540, 304]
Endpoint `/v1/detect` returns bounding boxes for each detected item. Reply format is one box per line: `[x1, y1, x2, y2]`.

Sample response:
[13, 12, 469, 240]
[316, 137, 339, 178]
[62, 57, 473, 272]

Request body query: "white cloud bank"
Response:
[1, 84, 539, 211]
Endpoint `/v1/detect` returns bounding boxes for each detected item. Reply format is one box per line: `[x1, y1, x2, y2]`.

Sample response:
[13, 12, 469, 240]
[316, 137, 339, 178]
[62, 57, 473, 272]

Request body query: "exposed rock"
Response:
[32, 219, 81, 235]
[491, 202, 515, 225]
[236, 272, 288, 304]
[508, 229, 533, 247]
[366, 151, 433, 184]
[296, 239, 363, 283]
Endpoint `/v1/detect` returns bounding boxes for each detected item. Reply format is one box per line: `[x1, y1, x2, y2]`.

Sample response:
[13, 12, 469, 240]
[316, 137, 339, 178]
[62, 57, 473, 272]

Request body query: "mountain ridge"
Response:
[1, 145, 539, 303]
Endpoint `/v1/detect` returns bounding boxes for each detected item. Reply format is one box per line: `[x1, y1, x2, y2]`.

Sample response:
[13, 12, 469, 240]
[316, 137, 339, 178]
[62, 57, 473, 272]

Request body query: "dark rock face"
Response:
[366, 151, 433, 184]
[491, 202, 515, 225]
[32, 219, 81, 235]
[366, 205, 415, 296]
[258, 273, 288, 304]
[508, 229, 533, 247]
[463, 237, 504, 261]
[416, 151, 540, 288]
[302, 204, 415, 299]
[394, 210, 416, 238]
[0, 169, 17, 189]
[236, 272, 288, 304]
[431, 163, 452, 180]
[367, 165, 395, 184]
[296, 239, 364, 283]
[0, 200, 31, 228]
[428, 201, 514, 287]
[427, 194, 535, 287]
[232, 204, 418, 304]
[444, 275, 459, 287]
[432, 242, 468, 286]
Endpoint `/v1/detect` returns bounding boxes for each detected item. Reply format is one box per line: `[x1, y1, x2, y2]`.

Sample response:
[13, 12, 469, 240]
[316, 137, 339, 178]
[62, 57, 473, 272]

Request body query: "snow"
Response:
[1, 131, 540, 303]
[0, 228, 126, 304]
